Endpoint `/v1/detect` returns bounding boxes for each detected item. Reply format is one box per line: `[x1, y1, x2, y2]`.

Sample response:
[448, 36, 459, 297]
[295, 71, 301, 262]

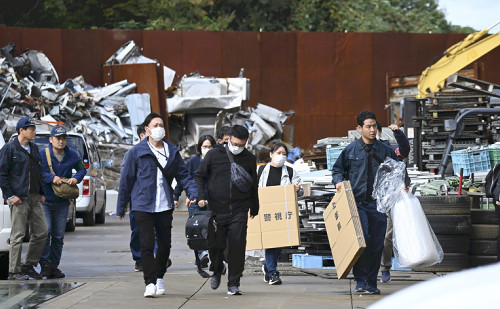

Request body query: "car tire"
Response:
[0, 254, 8, 280]
[470, 240, 497, 256]
[413, 253, 469, 272]
[471, 209, 498, 225]
[426, 215, 472, 235]
[95, 194, 106, 224]
[82, 204, 96, 226]
[471, 224, 499, 240]
[419, 196, 471, 215]
[66, 205, 76, 232]
[435, 235, 470, 253]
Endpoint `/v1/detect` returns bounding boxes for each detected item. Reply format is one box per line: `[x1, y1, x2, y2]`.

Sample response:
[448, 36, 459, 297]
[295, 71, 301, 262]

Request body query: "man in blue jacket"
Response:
[332, 111, 408, 295]
[39, 127, 87, 278]
[0, 117, 48, 280]
[117, 112, 198, 298]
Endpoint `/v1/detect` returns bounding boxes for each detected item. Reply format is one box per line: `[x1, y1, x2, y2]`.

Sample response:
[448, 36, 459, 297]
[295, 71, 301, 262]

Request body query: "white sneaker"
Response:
[144, 283, 156, 298]
[156, 278, 165, 295]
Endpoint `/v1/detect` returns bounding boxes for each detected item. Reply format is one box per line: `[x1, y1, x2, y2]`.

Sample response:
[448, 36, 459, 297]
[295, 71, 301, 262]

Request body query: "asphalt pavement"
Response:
[0, 213, 439, 309]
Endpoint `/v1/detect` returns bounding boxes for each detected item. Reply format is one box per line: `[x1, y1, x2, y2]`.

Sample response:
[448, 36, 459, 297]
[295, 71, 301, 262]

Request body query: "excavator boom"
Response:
[417, 23, 500, 98]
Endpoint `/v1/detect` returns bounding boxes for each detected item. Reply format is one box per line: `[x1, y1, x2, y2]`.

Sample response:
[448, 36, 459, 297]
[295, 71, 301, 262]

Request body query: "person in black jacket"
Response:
[195, 125, 259, 296]
[0, 117, 48, 280]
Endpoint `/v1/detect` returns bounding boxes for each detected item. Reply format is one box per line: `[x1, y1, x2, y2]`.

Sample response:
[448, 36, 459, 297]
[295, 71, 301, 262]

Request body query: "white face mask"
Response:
[228, 140, 244, 155]
[273, 154, 286, 167]
[149, 127, 165, 142]
[201, 148, 210, 156]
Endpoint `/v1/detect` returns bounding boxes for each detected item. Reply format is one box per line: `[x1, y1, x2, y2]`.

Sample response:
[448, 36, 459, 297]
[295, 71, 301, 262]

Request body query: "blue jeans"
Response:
[188, 204, 208, 260]
[352, 201, 387, 288]
[40, 202, 69, 266]
[264, 247, 282, 275]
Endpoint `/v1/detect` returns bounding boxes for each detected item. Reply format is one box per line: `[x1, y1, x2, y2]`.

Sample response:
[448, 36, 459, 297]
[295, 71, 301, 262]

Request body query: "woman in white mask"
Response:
[257, 142, 303, 285]
[173, 135, 216, 272]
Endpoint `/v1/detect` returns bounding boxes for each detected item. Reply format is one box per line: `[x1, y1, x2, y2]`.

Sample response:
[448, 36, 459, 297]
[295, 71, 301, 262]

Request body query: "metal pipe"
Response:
[439, 108, 500, 178]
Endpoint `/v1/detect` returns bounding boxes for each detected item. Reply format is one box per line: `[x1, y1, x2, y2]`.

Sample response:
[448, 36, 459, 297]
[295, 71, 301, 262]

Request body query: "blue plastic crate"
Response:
[292, 254, 336, 269]
[326, 146, 346, 170]
[451, 148, 491, 176]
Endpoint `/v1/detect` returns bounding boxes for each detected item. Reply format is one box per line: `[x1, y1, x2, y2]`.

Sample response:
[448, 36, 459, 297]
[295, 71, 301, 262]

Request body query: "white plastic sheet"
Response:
[391, 191, 444, 268]
[373, 157, 443, 268]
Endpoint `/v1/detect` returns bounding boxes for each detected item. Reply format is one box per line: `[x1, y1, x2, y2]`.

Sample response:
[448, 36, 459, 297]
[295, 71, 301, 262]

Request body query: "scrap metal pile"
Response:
[0, 42, 142, 143]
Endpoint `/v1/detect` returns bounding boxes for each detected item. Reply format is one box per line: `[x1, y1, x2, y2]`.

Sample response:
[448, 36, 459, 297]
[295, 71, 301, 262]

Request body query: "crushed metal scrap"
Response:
[0, 42, 141, 144]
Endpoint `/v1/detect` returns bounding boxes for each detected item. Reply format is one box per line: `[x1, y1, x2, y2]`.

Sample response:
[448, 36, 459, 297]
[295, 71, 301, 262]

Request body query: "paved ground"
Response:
[0, 213, 440, 308]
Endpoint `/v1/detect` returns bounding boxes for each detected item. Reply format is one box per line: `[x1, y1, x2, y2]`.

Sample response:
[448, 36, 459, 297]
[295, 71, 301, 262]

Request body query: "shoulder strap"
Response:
[15, 144, 40, 166]
[286, 166, 293, 182]
[225, 145, 235, 164]
[357, 139, 383, 164]
[45, 148, 55, 175]
[257, 165, 265, 181]
[151, 154, 169, 179]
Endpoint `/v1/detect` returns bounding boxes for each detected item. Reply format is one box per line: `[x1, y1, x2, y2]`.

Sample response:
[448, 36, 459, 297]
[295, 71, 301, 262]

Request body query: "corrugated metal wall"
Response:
[2, 27, 500, 148]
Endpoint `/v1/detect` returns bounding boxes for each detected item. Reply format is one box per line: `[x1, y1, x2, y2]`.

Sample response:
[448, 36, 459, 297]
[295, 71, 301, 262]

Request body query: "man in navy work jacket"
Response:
[117, 112, 198, 298]
[0, 116, 48, 280]
[39, 126, 86, 279]
[331, 110, 409, 295]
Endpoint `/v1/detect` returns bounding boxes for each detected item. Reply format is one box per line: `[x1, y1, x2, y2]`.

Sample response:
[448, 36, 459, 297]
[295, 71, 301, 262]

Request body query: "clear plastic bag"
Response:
[391, 191, 444, 268]
[372, 158, 407, 213]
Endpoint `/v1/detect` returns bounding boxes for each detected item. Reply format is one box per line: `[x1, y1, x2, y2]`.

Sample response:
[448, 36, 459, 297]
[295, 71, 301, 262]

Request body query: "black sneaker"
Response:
[51, 268, 65, 279]
[227, 286, 242, 295]
[269, 273, 282, 285]
[355, 281, 366, 293]
[21, 264, 42, 280]
[8, 272, 29, 280]
[40, 262, 52, 278]
[200, 253, 209, 269]
[135, 261, 143, 272]
[210, 273, 221, 290]
[262, 265, 269, 283]
[364, 285, 381, 294]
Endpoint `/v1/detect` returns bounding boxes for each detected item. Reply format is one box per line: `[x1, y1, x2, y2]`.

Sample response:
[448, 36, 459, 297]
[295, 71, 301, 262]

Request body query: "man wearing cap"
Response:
[39, 126, 86, 278]
[0, 116, 48, 280]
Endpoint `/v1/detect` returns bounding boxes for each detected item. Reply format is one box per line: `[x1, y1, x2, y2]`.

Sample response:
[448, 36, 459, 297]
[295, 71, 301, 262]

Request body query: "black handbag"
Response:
[185, 209, 217, 250]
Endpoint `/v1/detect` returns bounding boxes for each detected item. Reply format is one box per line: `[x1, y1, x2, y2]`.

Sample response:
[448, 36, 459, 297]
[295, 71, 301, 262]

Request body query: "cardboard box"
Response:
[323, 181, 366, 279]
[246, 185, 300, 250]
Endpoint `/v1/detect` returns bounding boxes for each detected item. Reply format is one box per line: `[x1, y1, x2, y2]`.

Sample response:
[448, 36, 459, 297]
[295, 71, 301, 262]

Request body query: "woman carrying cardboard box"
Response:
[257, 142, 303, 285]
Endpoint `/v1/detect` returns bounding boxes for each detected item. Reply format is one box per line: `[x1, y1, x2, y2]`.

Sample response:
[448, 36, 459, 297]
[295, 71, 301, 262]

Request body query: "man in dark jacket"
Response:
[117, 112, 198, 298]
[0, 117, 48, 280]
[332, 111, 407, 295]
[39, 127, 87, 278]
[195, 125, 259, 296]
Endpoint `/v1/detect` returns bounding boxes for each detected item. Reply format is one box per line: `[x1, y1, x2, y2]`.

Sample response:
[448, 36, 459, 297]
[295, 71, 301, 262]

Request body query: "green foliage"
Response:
[0, 0, 477, 33]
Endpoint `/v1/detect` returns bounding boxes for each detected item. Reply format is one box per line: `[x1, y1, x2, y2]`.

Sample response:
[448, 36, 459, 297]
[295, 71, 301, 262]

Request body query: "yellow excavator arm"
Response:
[418, 22, 500, 98]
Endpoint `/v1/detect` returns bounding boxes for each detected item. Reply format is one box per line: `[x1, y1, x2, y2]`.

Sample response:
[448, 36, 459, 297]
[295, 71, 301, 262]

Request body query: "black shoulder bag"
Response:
[226, 146, 253, 193]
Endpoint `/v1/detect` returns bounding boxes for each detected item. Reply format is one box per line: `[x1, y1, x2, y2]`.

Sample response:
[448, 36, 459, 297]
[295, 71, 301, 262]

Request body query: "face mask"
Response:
[273, 154, 286, 167]
[201, 148, 210, 156]
[228, 140, 244, 155]
[149, 127, 165, 142]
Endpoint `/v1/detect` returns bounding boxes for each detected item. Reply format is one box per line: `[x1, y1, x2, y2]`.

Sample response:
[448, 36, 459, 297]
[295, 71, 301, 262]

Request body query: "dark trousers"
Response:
[129, 210, 141, 262]
[353, 201, 387, 287]
[209, 212, 248, 287]
[134, 209, 173, 286]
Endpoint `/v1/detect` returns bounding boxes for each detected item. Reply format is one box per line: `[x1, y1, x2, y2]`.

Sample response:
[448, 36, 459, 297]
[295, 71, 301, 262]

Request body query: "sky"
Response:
[438, 0, 500, 32]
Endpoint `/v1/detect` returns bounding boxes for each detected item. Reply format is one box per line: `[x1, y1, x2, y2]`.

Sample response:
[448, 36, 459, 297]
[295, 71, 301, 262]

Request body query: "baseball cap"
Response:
[16, 116, 38, 131]
[50, 126, 68, 137]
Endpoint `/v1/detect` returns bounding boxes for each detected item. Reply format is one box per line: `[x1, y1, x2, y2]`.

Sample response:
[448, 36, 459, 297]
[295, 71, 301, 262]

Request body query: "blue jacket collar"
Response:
[136, 138, 179, 159]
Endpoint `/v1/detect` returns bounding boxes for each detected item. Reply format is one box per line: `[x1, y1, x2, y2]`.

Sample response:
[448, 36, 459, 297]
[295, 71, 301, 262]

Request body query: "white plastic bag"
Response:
[372, 158, 407, 213]
[392, 191, 444, 268]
